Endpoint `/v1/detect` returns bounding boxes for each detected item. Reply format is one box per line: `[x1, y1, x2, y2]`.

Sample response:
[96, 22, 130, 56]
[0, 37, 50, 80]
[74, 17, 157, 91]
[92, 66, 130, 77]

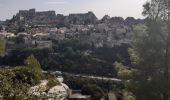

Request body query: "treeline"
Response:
[0, 39, 130, 77]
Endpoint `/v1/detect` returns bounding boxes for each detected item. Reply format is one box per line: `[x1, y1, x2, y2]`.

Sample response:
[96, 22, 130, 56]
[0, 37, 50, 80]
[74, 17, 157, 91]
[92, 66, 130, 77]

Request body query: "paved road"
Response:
[63, 72, 122, 82]
[43, 70, 122, 82]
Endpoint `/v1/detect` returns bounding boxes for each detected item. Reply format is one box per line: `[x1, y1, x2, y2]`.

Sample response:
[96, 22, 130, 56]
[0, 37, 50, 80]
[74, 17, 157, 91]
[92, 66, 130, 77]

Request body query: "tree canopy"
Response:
[126, 0, 170, 99]
[0, 37, 5, 56]
[25, 55, 42, 84]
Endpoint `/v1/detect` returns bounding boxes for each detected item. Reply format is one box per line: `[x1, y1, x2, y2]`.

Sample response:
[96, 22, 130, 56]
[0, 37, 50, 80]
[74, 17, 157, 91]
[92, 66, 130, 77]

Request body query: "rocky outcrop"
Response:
[28, 77, 69, 99]
[67, 11, 98, 25]
[32, 11, 57, 24]
[109, 17, 124, 24]
[6, 8, 144, 31]
[101, 16, 144, 26]
[101, 15, 111, 23]
[15, 9, 58, 25]
[124, 17, 144, 26]
[9, 9, 98, 26]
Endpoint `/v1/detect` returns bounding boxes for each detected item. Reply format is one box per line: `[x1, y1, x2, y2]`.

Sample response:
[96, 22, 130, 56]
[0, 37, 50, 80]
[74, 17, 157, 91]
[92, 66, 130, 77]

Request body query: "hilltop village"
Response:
[0, 9, 144, 50]
[0, 9, 145, 100]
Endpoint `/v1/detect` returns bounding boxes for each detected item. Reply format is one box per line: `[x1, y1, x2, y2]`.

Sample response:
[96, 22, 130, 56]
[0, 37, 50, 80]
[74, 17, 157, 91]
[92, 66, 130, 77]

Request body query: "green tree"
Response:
[0, 67, 34, 100]
[114, 62, 132, 80]
[127, 0, 170, 100]
[0, 37, 5, 56]
[47, 79, 60, 89]
[81, 84, 104, 100]
[25, 55, 42, 84]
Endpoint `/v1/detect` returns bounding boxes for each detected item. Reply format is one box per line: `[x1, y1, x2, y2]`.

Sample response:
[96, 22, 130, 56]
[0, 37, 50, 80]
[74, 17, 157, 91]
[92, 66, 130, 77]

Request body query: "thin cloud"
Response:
[45, 1, 68, 5]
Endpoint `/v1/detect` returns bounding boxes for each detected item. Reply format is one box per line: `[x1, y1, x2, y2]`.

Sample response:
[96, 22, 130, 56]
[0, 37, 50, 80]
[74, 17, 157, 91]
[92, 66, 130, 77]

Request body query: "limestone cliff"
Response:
[8, 9, 98, 26]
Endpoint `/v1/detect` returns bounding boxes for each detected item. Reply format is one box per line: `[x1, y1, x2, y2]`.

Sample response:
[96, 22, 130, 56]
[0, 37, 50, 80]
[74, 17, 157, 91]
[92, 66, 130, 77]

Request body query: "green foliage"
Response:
[64, 75, 124, 100]
[25, 55, 42, 84]
[114, 62, 132, 80]
[0, 55, 43, 99]
[127, 22, 165, 100]
[123, 92, 135, 100]
[0, 37, 129, 77]
[0, 67, 34, 100]
[64, 75, 123, 92]
[53, 39, 117, 77]
[81, 84, 104, 100]
[0, 37, 5, 56]
[127, 1, 170, 99]
[47, 79, 60, 89]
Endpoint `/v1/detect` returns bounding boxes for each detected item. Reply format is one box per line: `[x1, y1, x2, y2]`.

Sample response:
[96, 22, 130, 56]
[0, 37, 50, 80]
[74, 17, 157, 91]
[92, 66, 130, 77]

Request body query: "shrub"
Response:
[47, 79, 60, 89]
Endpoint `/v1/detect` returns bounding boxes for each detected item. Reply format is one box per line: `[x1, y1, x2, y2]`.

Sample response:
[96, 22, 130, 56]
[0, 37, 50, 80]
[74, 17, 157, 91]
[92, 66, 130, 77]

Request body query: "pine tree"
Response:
[127, 0, 170, 100]
[25, 55, 42, 84]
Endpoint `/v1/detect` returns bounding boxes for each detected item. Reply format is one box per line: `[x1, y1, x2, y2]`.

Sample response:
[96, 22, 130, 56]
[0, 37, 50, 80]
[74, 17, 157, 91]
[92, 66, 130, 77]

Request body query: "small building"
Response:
[33, 40, 52, 49]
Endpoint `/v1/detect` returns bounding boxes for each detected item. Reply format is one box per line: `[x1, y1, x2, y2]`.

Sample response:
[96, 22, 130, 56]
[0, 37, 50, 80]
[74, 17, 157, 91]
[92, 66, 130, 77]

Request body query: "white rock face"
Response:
[57, 77, 64, 83]
[48, 85, 68, 99]
[28, 80, 48, 96]
[28, 77, 69, 100]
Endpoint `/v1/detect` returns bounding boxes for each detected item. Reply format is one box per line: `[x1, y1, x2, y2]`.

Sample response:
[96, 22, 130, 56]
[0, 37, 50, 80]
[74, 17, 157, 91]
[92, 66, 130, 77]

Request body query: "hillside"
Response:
[0, 9, 145, 77]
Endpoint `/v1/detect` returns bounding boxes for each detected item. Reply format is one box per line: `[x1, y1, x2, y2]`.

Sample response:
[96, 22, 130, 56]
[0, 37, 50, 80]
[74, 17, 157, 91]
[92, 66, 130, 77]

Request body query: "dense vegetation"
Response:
[63, 75, 124, 100]
[0, 0, 170, 99]
[115, 0, 170, 100]
[0, 39, 129, 77]
[0, 55, 42, 100]
[0, 37, 5, 56]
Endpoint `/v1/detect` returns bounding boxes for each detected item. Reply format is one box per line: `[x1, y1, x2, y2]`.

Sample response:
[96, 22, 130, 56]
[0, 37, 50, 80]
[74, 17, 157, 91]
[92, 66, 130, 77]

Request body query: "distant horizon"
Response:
[0, 0, 147, 21]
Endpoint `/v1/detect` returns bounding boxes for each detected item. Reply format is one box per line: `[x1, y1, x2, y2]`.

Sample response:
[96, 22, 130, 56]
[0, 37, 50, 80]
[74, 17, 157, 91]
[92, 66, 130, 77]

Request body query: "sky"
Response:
[0, 0, 147, 21]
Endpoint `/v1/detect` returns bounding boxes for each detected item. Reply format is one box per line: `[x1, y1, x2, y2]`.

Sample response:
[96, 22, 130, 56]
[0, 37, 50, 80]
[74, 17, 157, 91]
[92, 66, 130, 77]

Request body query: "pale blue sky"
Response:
[0, 0, 147, 20]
